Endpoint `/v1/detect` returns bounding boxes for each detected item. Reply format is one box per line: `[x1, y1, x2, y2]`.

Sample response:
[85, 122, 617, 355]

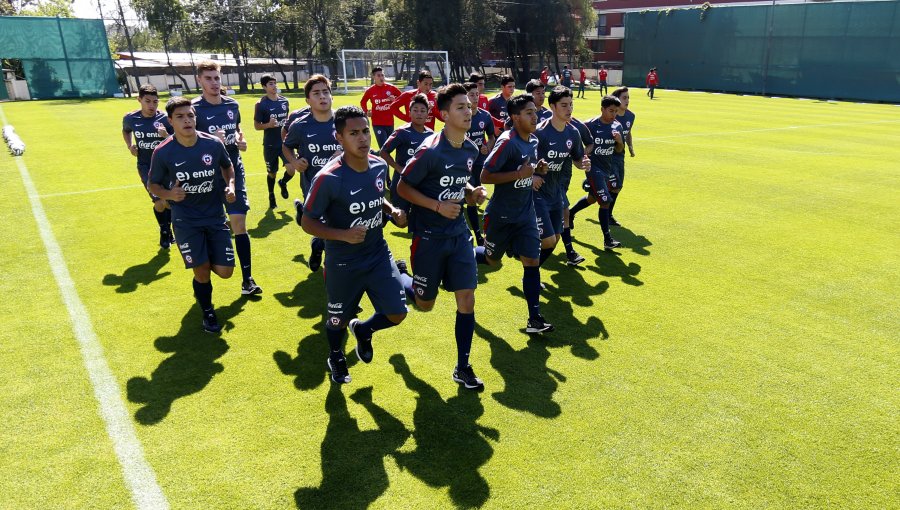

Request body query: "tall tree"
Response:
[132, 0, 190, 91]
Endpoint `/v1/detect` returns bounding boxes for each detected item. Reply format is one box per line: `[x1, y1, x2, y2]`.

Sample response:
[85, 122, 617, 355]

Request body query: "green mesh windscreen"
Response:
[624, 2, 900, 102]
[0, 16, 119, 99]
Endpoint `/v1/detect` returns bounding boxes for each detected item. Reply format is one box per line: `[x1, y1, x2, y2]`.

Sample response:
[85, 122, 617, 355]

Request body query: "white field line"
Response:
[1, 106, 169, 510]
[645, 138, 842, 156]
[639, 118, 900, 142]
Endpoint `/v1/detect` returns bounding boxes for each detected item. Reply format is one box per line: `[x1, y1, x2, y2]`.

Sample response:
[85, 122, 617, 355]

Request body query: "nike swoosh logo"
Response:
[549, 142, 557, 146]
[307, 133, 317, 137]
[175, 161, 186, 166]
[445, 164, 454, 169]
[207, 116, 217, 120]
[350, 189, 362, 195]
[226, 257, 234, 262]
[135, 124, 143, 127]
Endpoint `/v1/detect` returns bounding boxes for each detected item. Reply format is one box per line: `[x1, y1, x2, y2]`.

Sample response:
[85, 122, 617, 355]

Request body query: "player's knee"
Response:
[520, 256, 540, 267]
[212, 265, 234, 279]
[387, 313, 407, 324]
[540, 237, 557, 249]
[415, 298, 435, 312]
[455, 290, 475, 314]
[192, 264, 212, 282]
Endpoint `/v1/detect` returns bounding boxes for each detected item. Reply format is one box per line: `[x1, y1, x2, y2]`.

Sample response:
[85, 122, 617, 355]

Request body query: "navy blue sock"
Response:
[280, 171, 294, 185]
[234, 233, 252, 281]
[569, 196, 590, 217]
[267, 174, 276, 194]
[522, 266, 541, 320]
[153, 208, 166, 227]
[539, 247, 554, 266]
[466, 206, 481, 236]
[455, 311, 475, 368]
[608, 192, 619, 217]
[193, 279, 213, 311]
[399, 272, 415, 301]
[474, 246, 488, 265]
[312, 237, 324, 252]
[356, 313, 397, 339]
[599, 208, 611, 238]
[326, 327, 345, 356]
[163, 208, 171, 225]
[561, 227, 575, 255]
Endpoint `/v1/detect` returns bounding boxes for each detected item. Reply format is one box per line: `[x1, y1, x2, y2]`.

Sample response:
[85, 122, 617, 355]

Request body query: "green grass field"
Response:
[1, 88, 897, 509]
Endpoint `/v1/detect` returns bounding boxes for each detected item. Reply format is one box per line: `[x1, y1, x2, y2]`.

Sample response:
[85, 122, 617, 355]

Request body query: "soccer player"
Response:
[192, 60, 261, 296]
[282, 74, 340, 272]
[379, 93, 433, 216]
[475, 93, 555, 334]
[469, 72, 504, 135]
[253, 74, 289, 210]
[280, 105, 310, 143]
[463, 82, 495, 246]
[577, 67, 587, 98]
[578, 95, 624, 249]
[540, 66, 550, 86]
[598, 66, 609, 95]
[560, 65, 573, 89]
[396, 83, 489, 390]
[559, 114, 592, 265]
[646, 67, 659, 99]
[360, 66, 402, 147]
[148, 96, 237, 333]
[301, 105, 408, 384]
[534, 86, 589, 271]
[527, 80, 552, 122]
[122, 84, 174, 249]
[487, 75, 516, 126]
[390, 70, 438, 130]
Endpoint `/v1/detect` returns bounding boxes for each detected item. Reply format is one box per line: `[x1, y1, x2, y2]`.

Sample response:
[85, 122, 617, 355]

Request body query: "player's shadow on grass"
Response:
[572, 239, 644, 287]
[577, 219, 653, 256]
[101, 250, 171, 293]
[294, 385, 409, 510]
[389, 354, 497, 509]
[247, 208, 293, 239]
[126, 296, 252, 425]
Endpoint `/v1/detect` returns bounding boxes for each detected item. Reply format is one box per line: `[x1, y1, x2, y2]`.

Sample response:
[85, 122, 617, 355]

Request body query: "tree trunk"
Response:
[116, 0, 140, 89]
[163, 36, 190, 91]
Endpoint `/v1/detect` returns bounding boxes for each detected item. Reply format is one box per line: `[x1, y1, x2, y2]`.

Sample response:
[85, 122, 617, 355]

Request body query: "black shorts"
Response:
[483, 213, 541, 260]
[409, 233, 478, 301]
[535, 197, 564, 239]
[324, 243, 408, 328]
[174, 222, 235, 269]
[263, 144, 286, 175]
[226, 152, 250, 215]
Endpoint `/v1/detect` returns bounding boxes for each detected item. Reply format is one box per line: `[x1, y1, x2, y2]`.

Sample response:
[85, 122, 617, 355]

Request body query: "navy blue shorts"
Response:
[560, 172, 573, 209]
[226, 152, 250, 215]
[137, 164, 161, 202]
[534, 197, 564, 239]
[483, 213, 541, 261]
[609, 158, 625, 193]
[373, 125, 394, 148]
[409, 233, 477, 301]
[300, 170, 314, 199]
[174, 222, 235, 269]
[324, 243, 408, 328]
[263, 144, 286, 175]
[585, 171, 613, 208]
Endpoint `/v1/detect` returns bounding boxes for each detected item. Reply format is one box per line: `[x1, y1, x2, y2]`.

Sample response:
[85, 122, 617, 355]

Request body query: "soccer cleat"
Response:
[349, 318, 373, 364]
[604, 238, 622, 249]
[241, 277, 262, 296]
[268, 193, 277, 210]
[609, 216, 621, 227]
[308, 238, 324, 272]
[202, 309, 222, 333]
[159, 229, 171, 250]
[566, 251, 585, 266]
[278, 178, 289, 199]
[453, 364, 484, 391]
[395, 259, 409, 275]
[526, 315, 555, 334]
[327, 355, 351, 384]
[294, 199, 304, 227]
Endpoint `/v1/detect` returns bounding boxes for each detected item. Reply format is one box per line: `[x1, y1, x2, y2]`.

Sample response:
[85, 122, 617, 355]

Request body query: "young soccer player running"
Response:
[192, 60, 261, 296]
[148, 97, 237, 333]
[577, 96, 624, 249]
[122, 84, 174, 249]
[379, 93, 433, 216]
[475, 93, 555, 334]
[488, 75, 516, 126]
[360, 66, 402, 148]
[282, 75, 341, 272]
[533, 86, 590, 271]
[301, 106, 408, 384]
[396, 83, 489, 390]
[559, 115, 592, 265]
[253, 74, 289, 210]
[463, 82, 495, 246]
[561, 65, 573, 89]
[469, 72, 504, 135]
[390, 70, 438, 130]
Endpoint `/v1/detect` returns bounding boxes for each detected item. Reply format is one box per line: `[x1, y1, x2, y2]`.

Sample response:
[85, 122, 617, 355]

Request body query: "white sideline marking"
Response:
[1, 106, 169, 510]
[646, 138, 840, 156]
[639, 118, 900, 142]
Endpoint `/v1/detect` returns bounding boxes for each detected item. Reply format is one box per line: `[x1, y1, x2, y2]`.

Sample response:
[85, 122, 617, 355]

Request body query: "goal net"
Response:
[338, 49, 451, 94]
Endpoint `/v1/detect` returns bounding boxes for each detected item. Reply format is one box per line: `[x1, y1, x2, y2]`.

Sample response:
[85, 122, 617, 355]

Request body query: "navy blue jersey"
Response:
[148, 133, 231, 227]
[467, 108, 493, 151]
[282, 107, 310, 136]
[487, 94, 510, 125]
[400, 132, 480, 238]
[254, 95, 289, 146]
[283, 111, 340, 180]
[381, 123, 433, 171]
[583, 116, 624, 173]
[534, 118, 584, 204]
[192, 96, 242, 151]
[303, 154, 390, 265]
[122, 110, 172, 167]
[614, 110, 636, 161]
[561, 69, 573, 86]
[537, 107, 553, 122]
[483, 129, 539, 223]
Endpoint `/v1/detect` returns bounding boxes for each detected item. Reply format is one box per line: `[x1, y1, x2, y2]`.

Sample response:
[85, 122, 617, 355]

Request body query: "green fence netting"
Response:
[623, 2, 900, 102]
[0, 16, 119, 99]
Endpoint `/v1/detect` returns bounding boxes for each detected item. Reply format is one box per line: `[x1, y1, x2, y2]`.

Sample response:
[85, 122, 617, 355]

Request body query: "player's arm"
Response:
[464, 182, 488, 206]
[396, 150, 460, 220]
[147, 151, 186, 201]
[390, 92, 412, 123]
[253, 103, 276, 131]
[360, 88, 372, 117]
[300, 175, 366, 243]
[626, 129, 635, 157]
[122, 128, 138, 157]
[282, 124, 309, 172]
[613, 129, 624, 152]
[381, 197, 407, 227]
[378, 131, 402, 172]
[480, 141, 533, 185]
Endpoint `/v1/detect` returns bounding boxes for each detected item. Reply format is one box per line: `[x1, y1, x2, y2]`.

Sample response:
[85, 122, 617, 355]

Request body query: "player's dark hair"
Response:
[611, 86, 629, 98]
[525, 79, 544, 93]
[410, 93, 430, 110]
[436, 83, 468, 112]
[463, 82, 479, 92]
[304, 74, 331, 98]
[601, 95, 622, 109]
[468, 72, 484, 83]
[499, 75, 515, 87]
[507, 93, 535, 116]
[334, 105, 367, 134]
[548, 86, 573, 105]
[260, 74, 276, 87]
[371, 66, 383, 74]
[165, 96, 192, 117]
[138, 84, 158, 98]
[196, 59, 220, 74]
[417, 70, 433, 83]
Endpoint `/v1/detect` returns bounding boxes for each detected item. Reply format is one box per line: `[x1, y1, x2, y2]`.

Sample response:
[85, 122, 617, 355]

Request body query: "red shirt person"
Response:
[390, 70, 439, 130]
[360, 66, 402, 146]
[646, 68, 659, 99]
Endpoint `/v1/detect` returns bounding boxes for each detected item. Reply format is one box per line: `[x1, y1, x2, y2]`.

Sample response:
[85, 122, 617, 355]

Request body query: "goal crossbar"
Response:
[339, 49, 451, 95]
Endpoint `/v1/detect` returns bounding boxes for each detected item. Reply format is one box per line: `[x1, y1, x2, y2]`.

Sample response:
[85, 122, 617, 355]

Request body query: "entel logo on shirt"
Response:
[439, 175, 469, 187]
[349, 198, 383, 215]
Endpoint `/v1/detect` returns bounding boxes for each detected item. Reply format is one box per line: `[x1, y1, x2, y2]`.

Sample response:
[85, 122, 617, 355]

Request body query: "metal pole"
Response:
[55, 16, 77, 96]
[342, 50, 348, 95]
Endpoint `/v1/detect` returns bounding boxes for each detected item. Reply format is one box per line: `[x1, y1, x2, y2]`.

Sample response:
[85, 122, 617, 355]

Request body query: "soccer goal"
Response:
[338, 49, 451, 94]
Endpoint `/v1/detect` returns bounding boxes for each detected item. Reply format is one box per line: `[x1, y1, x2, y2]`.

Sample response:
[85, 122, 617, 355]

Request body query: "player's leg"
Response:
[608, 163, 624, 226]
[402, 235, 446, 312]
[535, 199, 560, 267]
[602, 170, 622, 248]
[349, 249, 408, 364]
[568, 178, 597, 229]
[466, 167, 484, 246]
[264, 145, 281, 209]
[323, 265, 367, 384]
[444, 233, 483, 390]
[373, 125, 393, 149]
[226, 155, 260, 293]
[514, 222, 553, 333]
[474, 213, 506, 267]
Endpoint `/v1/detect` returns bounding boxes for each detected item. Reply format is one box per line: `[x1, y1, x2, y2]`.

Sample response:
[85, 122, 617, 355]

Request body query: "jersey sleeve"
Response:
[380, 129, 402, 155]
[254, 101, 267, 123]
[147, 146, 169, 186]
[122, 115, 132, 133]
[399, 143, 434, 187]
[483, 136, 512, 174]
[360, 87, 372, 113]
[283, 121, 303, 150]
[390, 91, 412, 123]
[302, 171, 337, 218]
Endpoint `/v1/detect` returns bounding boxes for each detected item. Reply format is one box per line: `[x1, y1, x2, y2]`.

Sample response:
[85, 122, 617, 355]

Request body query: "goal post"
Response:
[338, 49, 451, 95]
